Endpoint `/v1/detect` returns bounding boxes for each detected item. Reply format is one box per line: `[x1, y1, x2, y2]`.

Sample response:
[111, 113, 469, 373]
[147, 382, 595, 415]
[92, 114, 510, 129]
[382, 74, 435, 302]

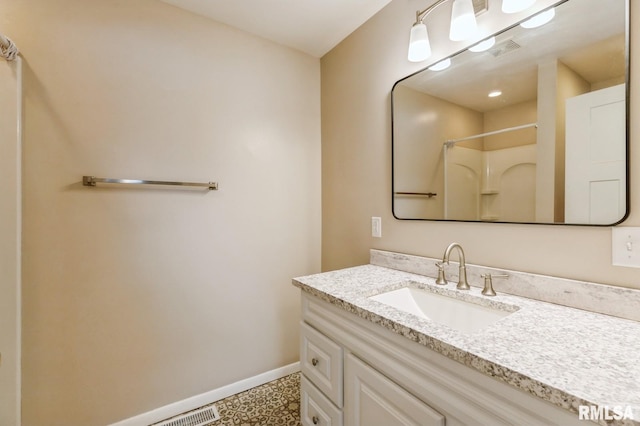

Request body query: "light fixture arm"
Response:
[415, 0, 450, 25]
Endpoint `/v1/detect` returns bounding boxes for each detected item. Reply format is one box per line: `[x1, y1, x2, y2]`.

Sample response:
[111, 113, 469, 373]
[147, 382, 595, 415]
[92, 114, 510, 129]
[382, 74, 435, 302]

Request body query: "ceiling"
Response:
[399, 0, 626, 112]
[159, 0, 392, 58]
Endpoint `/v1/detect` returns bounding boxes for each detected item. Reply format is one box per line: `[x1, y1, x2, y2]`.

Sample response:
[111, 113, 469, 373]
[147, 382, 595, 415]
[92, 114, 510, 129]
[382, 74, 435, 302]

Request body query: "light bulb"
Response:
[449, 0, 478, 41]
[520, 8, 555, 29]
[429, 58, 451, 71]
[502, 0, 536, 14]
[469, 37, 496, 52]
[408, 23, 431, 62]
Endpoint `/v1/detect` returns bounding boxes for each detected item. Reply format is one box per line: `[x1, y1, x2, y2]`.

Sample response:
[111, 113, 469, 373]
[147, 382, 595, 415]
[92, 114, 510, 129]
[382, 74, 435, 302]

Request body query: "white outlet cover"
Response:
[612, 227, 640, 268]
[371, 217, 382, 238]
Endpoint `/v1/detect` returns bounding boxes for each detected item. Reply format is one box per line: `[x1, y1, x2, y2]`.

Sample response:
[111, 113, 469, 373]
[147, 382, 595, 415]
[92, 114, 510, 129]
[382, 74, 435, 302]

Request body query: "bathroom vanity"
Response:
[293, 250, 640, 426]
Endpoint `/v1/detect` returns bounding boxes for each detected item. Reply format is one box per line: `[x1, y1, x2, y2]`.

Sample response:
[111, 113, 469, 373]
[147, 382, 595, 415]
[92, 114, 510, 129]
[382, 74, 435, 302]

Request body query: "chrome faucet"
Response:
[481, 273, 509, 296]
[442, 243, 470, 290]
[435, 262, 447, 285]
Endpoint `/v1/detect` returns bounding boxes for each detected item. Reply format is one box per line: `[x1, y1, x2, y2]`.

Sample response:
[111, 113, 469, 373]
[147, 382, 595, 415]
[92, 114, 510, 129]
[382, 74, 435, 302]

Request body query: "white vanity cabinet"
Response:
[301, 374, 342, 426]
[300, 320, 343, 426]
[299, 292, 589, 426]
[344, 352, 445, 426]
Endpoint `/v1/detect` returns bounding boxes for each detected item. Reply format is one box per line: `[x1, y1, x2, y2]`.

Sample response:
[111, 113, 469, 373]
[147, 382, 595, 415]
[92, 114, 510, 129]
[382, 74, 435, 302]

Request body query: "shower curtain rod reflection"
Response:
[444, 122, 538, 146]
[82, 176, 219, 190]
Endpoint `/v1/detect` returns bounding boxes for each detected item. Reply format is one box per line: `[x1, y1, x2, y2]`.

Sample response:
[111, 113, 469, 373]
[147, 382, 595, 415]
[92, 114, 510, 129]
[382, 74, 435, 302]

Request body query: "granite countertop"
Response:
[293, 264, 640, 426]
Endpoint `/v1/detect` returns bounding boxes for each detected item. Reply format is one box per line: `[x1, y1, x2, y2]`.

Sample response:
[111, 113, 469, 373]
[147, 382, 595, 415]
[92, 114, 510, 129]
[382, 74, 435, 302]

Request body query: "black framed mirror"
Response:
[392, 0, 629, 225]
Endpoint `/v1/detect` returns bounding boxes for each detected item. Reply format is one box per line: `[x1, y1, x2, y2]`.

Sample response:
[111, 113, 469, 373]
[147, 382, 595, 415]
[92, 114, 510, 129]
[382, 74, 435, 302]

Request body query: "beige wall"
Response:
[321, 0, 640, 289]
[393, 85, 483, 219]
[0, 58, 21, 426]
[0, 0, 321, 424]
[483, 100, 537, 151]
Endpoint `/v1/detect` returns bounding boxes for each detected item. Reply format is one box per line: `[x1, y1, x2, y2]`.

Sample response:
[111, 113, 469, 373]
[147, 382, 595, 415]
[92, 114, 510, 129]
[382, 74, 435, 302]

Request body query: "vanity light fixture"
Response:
[449, 0, 478, 41]
[468, 36, 496, 52]
[429, 58, 452, 71]
[520, 7, 555, 28]
[408, 0, 479, 62]
[408, 23, 431, 62]
[502, 0, 536, 14]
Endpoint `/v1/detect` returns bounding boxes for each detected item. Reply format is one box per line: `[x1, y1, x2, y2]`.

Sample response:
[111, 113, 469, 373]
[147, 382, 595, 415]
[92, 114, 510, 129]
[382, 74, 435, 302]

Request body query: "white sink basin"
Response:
[369, 286, 514, 334]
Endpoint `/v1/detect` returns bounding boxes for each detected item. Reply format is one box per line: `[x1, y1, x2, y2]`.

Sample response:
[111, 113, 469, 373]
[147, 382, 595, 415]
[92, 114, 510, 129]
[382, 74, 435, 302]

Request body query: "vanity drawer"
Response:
[301, 375, 343, 426]
[300, 321, 343, 407]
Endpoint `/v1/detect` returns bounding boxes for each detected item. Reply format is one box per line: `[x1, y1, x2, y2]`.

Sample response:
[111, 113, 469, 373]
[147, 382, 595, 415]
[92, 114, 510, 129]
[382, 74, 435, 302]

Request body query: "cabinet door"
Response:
[345, 353, 445, 426]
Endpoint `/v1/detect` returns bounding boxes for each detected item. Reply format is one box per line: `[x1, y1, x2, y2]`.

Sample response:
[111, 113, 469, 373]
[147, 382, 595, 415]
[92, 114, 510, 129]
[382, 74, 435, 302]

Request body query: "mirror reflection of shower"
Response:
[444, 142, 537, 222]
[444, 124, 537, 222]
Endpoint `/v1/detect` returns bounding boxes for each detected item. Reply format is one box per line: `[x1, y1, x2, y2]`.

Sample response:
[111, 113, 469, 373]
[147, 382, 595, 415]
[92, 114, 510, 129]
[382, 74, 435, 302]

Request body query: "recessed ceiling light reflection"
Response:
[488, 90, 502, 97]
[469, 37, 496, 52]
[520, 8, 555, 29]
[429, 58, 451, 71]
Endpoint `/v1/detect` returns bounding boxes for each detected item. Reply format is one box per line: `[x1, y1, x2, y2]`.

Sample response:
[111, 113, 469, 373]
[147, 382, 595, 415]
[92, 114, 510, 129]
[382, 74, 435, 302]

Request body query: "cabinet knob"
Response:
[311, 358, 319, 366]
[312, 415, 319, 424]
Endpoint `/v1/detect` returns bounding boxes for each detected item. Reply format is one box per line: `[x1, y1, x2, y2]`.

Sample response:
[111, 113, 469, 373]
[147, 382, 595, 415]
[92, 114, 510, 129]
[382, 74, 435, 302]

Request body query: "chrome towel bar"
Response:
[395, 191, 437, 198]
[82, 176, 218, 190]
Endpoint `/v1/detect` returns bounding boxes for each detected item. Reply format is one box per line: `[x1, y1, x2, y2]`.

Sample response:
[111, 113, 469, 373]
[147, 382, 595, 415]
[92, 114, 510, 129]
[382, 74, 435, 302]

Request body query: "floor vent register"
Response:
[155, 405, 220, 426]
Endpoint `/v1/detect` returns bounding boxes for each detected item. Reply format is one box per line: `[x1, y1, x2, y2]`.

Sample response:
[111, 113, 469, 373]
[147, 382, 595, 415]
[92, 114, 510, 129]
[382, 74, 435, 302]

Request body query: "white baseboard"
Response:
[109, 362, 300, 426]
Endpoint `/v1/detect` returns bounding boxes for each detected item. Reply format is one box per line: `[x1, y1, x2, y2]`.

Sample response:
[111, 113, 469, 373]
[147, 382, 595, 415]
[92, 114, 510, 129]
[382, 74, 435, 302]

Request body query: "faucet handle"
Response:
[435, 262, 447, 285]
[481, 273, 508, 296]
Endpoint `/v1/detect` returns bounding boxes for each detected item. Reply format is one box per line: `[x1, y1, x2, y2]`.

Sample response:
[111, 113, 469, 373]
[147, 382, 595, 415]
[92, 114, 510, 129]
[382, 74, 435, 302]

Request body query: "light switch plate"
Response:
[612, 227, 640, 268]
[371, 217, 382, 238]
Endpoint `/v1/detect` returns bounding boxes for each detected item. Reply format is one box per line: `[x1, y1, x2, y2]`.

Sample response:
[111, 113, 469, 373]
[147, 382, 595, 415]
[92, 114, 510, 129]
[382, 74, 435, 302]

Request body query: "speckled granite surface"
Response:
[370, 249, 640, 322]
[293, 262, 640, 426]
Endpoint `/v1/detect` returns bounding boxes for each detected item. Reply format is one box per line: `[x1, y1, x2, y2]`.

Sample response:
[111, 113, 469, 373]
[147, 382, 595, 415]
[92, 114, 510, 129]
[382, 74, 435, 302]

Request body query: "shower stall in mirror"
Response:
[443, 124, 537, 222]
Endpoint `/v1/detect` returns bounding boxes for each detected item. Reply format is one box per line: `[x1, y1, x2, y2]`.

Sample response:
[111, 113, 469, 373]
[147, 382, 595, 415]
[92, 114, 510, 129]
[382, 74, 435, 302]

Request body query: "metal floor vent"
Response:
[156, 405, 220, 426]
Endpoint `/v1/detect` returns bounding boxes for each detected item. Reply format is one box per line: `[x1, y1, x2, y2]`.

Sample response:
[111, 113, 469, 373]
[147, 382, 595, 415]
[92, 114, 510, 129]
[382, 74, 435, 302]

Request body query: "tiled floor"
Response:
[156, 373, 301, 426]
[214, 373, 301, 425]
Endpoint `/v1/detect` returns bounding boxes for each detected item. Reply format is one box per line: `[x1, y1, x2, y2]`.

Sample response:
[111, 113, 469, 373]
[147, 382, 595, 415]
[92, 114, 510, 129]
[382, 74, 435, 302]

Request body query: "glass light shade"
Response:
[520, 8, 555, 28]
[408, 23, 431, 62]
[449, 0, 478, 41]
[469, 36, 496, 52]
[501, 0, 536, 14]
[429, 58, 451, 71]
